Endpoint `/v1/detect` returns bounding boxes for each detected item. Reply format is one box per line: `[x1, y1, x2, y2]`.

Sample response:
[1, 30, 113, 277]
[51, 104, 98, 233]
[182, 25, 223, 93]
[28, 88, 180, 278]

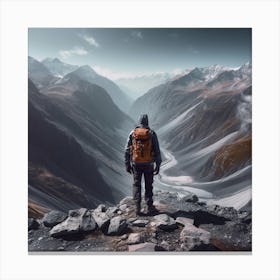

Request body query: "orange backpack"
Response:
[130, 127, 154, 163]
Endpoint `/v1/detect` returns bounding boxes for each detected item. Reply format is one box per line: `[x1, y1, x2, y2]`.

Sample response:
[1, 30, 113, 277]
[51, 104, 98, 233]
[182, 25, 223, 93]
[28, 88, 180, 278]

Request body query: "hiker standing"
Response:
[125, 114, 162, 215]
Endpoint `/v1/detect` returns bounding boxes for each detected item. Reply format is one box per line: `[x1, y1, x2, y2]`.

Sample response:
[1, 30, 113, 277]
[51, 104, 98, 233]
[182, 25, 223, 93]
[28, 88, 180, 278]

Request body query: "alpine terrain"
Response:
[28, 57, 252, 252]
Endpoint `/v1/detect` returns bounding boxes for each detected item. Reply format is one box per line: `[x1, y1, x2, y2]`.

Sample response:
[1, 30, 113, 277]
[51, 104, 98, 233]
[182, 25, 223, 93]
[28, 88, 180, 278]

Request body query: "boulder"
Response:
[179, 193, 199, 203]
[106, 206, 119, 218]
[42, 210, 67, 228]
[119, 196, 134, 206]
[95, 204, 107, 212]
[128, 242, 155, 252]
[28, 218, 40, 230]
[107, 216, 128, 235]
[180, 223, 211, 251]
[176, 217, 194, 226]
[92, 207, 110, 231]
[127, 233, 143, 245]
[50, 208, 96, 238]
[80, 210, 97, 232]
[132, 219, 149, 227]
[200, 221, 252, 251]
[207, 204, 239, 220]
[153, 214, 178, 231]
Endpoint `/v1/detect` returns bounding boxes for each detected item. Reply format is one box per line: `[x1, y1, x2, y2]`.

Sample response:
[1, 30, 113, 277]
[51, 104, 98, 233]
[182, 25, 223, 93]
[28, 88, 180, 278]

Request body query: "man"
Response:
[125, 114, 162, 215]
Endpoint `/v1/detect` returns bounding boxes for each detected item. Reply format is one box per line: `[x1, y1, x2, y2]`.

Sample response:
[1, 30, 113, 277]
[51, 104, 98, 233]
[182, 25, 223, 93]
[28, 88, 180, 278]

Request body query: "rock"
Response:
[132, 219, 149, 227]
[42, 210, 67, 228]
[153, 214, 178, 231]
[239, 212, 252, 224]
[50, 208, 96, 238]
[92, 207, 110, 231]
[180, 193, 199, 203]
[176, 217, 194, 226]
[119, 204, 128, 211]
[127, 233, 143, 245]
[128, 242, 155, 252]
[200, 221, 252, 251]
[119, 196, 134, 206]
[80, 210, 97, 232]
[207, 204, 239, 220]
[156, 240, 171, 251]
[107, 216, 128, 235]
[180, 223, 211, 251]
[28, 218, 40, 230]
[96, 204, 107, 212]
[120, 234, 128, 240]
[106, 207, 119, 218]
[127, 217, 137, 224]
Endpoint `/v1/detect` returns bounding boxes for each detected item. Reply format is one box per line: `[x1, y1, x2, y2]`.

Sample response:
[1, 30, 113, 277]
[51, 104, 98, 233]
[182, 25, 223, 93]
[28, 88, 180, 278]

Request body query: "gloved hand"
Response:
[126, 164, 132, 174]
[153, 163, 160, 175]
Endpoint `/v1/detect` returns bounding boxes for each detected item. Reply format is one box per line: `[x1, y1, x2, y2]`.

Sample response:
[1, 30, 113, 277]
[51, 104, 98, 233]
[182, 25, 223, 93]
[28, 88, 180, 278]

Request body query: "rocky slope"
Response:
[28, 72, 134, 211]
[130, 63, 252, 204]
[28, 191, 251, 252]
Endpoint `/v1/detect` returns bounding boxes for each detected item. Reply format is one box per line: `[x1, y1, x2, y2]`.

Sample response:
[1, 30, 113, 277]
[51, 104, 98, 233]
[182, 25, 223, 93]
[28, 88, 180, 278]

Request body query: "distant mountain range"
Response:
[131, 62, 252, 203]
[115, 73, 173, 100]
[29, 57, 132, 113]
[42, 57, 79, 77]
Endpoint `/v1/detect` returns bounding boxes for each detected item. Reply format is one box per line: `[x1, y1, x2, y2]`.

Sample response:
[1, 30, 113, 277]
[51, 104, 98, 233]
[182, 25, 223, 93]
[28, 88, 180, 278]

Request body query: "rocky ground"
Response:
[28, 191, 252, 252]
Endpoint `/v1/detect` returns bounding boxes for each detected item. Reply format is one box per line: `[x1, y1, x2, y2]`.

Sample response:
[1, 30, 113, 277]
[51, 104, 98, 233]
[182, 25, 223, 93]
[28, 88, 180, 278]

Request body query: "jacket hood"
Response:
[138, 114, 149, 127]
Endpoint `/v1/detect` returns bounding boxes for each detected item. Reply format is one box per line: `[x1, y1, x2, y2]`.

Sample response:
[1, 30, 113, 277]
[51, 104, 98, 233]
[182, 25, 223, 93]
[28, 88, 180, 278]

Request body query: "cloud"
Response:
[131, 30, 143, 39]
[59, 46, 88, 59]
[81, 35, 99, 47]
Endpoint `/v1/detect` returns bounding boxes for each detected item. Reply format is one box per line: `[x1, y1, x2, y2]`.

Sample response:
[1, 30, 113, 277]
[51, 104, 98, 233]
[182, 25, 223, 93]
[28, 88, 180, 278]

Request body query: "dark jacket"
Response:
[124, 124, 162, 166]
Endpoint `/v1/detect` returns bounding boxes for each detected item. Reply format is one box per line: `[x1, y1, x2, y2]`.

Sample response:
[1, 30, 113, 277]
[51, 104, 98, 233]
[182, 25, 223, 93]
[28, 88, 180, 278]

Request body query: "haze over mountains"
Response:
[28, 56, 252, 217]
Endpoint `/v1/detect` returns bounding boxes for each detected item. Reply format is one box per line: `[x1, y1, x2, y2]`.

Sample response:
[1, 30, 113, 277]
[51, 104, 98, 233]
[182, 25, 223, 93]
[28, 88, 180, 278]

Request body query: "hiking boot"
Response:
[147, 205, 158, 215]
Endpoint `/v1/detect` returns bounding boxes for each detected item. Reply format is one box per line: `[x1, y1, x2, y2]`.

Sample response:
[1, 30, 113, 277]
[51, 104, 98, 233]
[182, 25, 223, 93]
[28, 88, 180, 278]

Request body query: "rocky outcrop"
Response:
[28, 191, 252, 252]
[42, 210, 67, 228]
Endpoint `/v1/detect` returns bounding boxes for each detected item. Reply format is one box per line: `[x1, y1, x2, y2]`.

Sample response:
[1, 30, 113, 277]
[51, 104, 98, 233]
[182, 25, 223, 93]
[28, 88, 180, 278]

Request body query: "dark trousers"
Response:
[132, 163, 154, 207]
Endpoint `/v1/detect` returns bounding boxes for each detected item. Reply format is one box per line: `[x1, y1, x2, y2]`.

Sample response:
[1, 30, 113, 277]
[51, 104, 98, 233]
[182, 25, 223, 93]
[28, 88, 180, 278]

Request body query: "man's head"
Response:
[139, 114, 149, 127]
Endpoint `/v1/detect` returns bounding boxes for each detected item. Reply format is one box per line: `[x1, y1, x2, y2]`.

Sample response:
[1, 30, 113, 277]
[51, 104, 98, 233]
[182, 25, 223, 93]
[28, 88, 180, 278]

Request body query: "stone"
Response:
[119, 196, 134, 206]
[50, 208, 96, 238]
[106, 206, 119, 218]
[207, 204, 239, 220]
[42, 210, 67, 228]
[107, 216, 128, 235]
[153, 214, 178, 231]
[156, 240, 171, 251]
[95, 204, 107, 212]
[127, 233, 143, 245]
[132, 219, 149, 227]
[180, 223, 211, 251]
[120, 234, 128, 240]
[128, 242, 155, 252]
[180, 193, 199, 203]
[28, 218, 40, 230]
[92, 207, 110, 231]
[200, 221, 252, 251]
[119, 204, 128, 211]
[80, 210, 97, 232]
[176, 217, 194, 226]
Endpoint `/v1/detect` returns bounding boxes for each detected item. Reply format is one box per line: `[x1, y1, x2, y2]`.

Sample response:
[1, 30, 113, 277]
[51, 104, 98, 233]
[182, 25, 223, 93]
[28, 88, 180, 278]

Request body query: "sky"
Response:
[29, 28, 251, 80]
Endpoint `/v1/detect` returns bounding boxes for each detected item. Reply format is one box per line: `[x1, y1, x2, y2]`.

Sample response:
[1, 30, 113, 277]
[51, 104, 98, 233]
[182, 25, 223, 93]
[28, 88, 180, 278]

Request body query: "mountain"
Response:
[28, 56, 58, 88]
[28, 73, 134, 212]
[130, 63, 252, 200]
[116, 73, 172, 100]
[42, 57, 79, 77]
[54, 65, 133, 113]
